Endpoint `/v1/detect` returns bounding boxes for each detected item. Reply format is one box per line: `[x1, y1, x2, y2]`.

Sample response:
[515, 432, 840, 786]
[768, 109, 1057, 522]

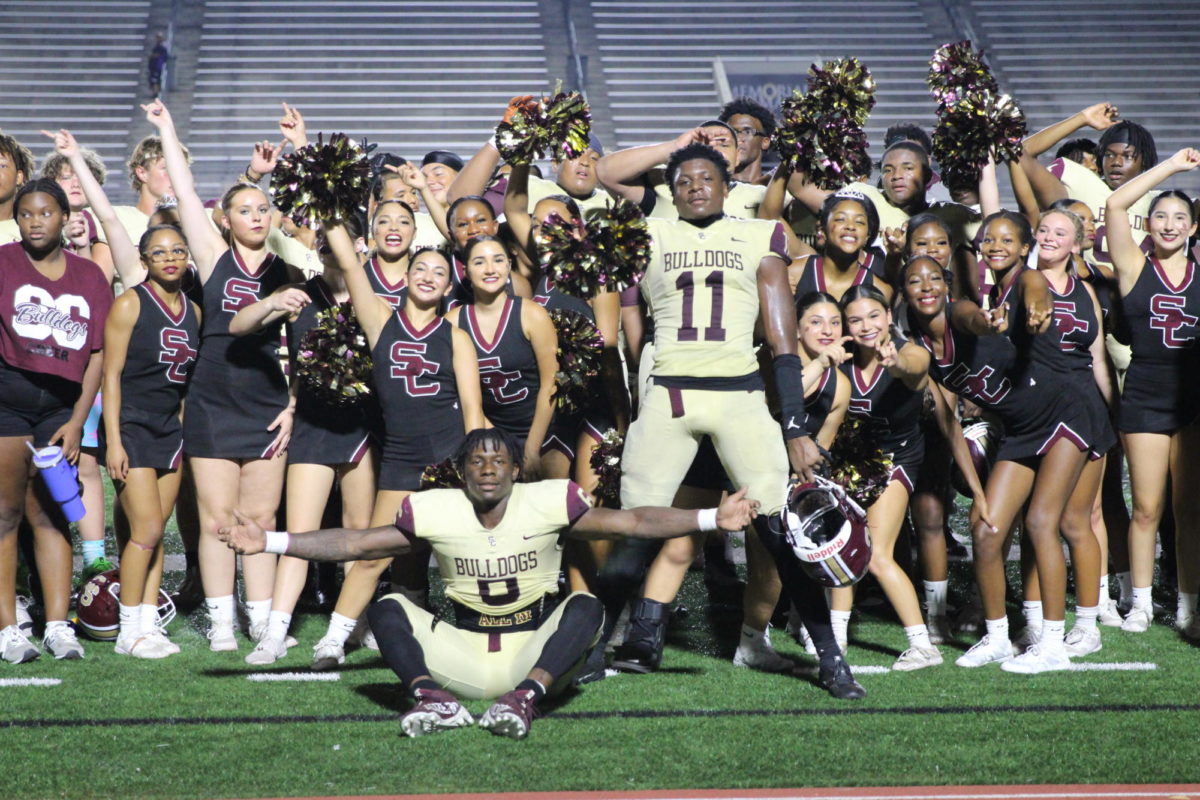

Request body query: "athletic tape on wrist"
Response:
[263, 530, 290, 555]
[697, 508, 720, 532]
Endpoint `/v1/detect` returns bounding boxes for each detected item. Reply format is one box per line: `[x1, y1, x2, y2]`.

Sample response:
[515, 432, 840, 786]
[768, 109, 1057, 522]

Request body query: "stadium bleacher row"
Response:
[1, 0, 1198, 201]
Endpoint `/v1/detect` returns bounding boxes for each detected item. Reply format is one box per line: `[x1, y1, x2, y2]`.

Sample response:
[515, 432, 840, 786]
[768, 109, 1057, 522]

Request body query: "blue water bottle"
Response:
[29, 444, 86, 523]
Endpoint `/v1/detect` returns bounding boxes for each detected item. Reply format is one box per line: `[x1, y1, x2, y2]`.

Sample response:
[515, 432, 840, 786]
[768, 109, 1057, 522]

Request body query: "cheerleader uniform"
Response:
[843, 358, 925, 494]
[1118, 257, 1200, 433]
[285, 277, 374, 466]
[1009, 273, 1116, 459]
[182, 249, 293, 459]
[909, 303, 1094, 464]
[0, 244, 112, 443]
[101, 283, 198, 469]
[365, 256, 407, 309]
[372, 309, 464, 491]
[792, 254, 877, 304]
[533, 274, 616, 460]
[456, 296, 540, 443]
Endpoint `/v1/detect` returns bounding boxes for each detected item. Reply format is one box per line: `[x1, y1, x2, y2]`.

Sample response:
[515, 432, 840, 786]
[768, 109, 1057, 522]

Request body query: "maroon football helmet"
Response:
[75, 569, 176, 641]
[951, 418, 1000, 498]
[779, 476, 872, 588]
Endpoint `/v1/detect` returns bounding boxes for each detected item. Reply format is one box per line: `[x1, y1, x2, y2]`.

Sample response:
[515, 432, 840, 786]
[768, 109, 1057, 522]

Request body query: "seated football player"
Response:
[219, 427, 755, 740]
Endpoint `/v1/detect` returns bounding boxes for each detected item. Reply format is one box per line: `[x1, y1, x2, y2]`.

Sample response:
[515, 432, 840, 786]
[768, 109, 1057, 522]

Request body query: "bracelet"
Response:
[263, 530, 290, 554]
[696, 508, 719, 532]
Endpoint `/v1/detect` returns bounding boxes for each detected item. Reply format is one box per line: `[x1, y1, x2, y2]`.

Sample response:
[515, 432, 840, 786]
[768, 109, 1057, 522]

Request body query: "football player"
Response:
[219, 427, 757, 739]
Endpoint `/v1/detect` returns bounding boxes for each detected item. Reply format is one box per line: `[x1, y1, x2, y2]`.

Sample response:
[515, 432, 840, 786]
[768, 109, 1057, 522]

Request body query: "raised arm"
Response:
[397, 163, 449, 239]
[504, 162, 535, 256]
[978, 156, 1000, 220]
[1007, 155, 1041, 229]
[43, 129, 143, 285]
[218, 509, 412, 560]
[141, 99, 226, 277]
[1024, 103, 1119, 158]
[596, 128, 701, 206]
[785, 169, 834, 215]
[321, 219, 392, 346]
[1106, 148, 1200, 293]
[568, 486, 757, 541]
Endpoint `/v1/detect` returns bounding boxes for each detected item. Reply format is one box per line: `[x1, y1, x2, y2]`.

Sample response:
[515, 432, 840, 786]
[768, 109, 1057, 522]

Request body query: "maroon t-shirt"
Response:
[0, 242, 113, 383]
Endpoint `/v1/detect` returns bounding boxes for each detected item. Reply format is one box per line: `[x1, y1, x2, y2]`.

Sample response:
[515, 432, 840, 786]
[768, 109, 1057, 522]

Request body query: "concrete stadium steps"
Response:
[966, 0, 1200, 193]
[588, 0, 945, 153]
[187, 0, 553, 199]
[0, 1, 151, 184]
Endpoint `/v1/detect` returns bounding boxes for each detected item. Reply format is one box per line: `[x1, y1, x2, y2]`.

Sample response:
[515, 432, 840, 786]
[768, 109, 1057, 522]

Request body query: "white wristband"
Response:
[263, 530, 290, 555]
[697, 508, 719, 532]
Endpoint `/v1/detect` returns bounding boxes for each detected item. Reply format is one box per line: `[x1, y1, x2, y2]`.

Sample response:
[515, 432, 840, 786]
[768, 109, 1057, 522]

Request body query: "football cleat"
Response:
[0, 624, 40, 664]
[401, 688, 474, 737]
[43, 623, 84, 660]
[818, 655, 866, 699]
[478, 688, 538, 739]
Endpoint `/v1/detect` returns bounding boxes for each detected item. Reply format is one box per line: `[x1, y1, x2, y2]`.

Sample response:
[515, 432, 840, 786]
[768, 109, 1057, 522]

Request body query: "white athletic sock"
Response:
[830, 609, 851, 644]
[924, 580, 948, 618]
[81, 539, 107, 565]
[904, 624, 932, 649]
[266, 610, 292, 641]
[1022, 600, 1043, 629]
[245, 599, 271, 629]
[1041, 618, 1066, 651]
[205, 594, 236, 625]
[140, 604, 160, 631]
[739, 623, 771, 649]
[1074, 605, 1099, 632]
[1177, 592, 1198, 623]
[119, 603, 141, 637]
[1099, 574, 1110, 597]
[984, 617, 1009, 641]
[324, 612, 358, 646]
[1116, 572, 1132, 603]
[1131, 586, 1152, 610]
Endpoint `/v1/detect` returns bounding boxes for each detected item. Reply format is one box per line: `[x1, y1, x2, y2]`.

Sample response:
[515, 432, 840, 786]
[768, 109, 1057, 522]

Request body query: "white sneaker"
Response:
[1121, 605, 1153, 633]
[115, 632, 172, 659]
[1064, 626, 1102, 657]
[733, 640, 796, 673]
[144, 627, 180, 655]
[927, 615, 952, 646]
[43, 623, 84, 660]
[355, 628, 379, 651]
[207, 623, 238, 652]
[893, 645, 943, 672]
[1011, 625, 1041, 655]
[312, 636, 346, 671]
[787, 616, 818, 655]
[1097, 597, 1124, 627]
[955, 633, 1012, 667]
[15, 595, 34, 637]
[1000, 643, 1071, 674]
[245, 635, 288, 666]
[0, 624, 40, 664]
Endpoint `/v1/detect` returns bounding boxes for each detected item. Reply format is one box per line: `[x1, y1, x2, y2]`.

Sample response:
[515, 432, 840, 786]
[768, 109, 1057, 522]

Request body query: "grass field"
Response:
[3, 492, 1199, 799]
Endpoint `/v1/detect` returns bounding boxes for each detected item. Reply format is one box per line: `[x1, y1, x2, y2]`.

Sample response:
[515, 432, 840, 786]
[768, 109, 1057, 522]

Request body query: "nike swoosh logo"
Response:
[731, 237, 747, 243]
[523, 531, 557, 540]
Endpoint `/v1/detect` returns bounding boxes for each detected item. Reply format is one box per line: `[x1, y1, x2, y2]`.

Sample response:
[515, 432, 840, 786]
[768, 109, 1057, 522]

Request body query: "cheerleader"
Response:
[0, 179, 112, 663]
[228, 217, 378, 666]
[143, 99, 304, 651]
[903, 256, 1100, 673]
[446, 235, 557, 480]
[1105, 148, 1200, 637]
[829, 285, 987, 670]
[309, 225, 483, 669]
[789, 190, 892, 303]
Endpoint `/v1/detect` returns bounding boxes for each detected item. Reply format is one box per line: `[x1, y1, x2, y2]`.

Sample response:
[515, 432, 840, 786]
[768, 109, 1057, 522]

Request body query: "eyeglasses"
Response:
[148, 247, 189, 262]
[734, 127, 765, 140]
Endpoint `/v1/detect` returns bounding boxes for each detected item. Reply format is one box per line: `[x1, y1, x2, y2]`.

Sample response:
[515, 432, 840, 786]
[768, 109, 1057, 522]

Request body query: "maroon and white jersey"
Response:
[0, 242, 112, 382]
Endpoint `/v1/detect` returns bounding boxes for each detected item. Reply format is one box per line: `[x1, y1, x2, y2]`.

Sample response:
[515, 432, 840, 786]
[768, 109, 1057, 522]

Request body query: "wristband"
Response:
[263, 530, 290, 555]
[773, 353, 812, 440]
[697, 508, 719, 532]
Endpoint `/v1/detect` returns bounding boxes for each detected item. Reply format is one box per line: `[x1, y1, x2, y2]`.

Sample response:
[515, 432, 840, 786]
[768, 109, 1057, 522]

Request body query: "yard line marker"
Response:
[0, 677, 61, 687]
[1070, 661, 1157, 672]
[246, 672, 341, 682]
[794, 665, 891, 676]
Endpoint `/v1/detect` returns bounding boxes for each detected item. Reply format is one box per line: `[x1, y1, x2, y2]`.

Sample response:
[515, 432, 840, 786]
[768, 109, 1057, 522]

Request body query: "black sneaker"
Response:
[400, 688, 473, 737]
[819, 656, 866, 700]
[478, 688, 538, 739]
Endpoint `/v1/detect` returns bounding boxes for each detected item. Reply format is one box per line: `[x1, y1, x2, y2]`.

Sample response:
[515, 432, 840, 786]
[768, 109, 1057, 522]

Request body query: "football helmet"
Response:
[951, 418, 1000, 498]
[75, 569, 176, 641]
[778, 476, 872, 588]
